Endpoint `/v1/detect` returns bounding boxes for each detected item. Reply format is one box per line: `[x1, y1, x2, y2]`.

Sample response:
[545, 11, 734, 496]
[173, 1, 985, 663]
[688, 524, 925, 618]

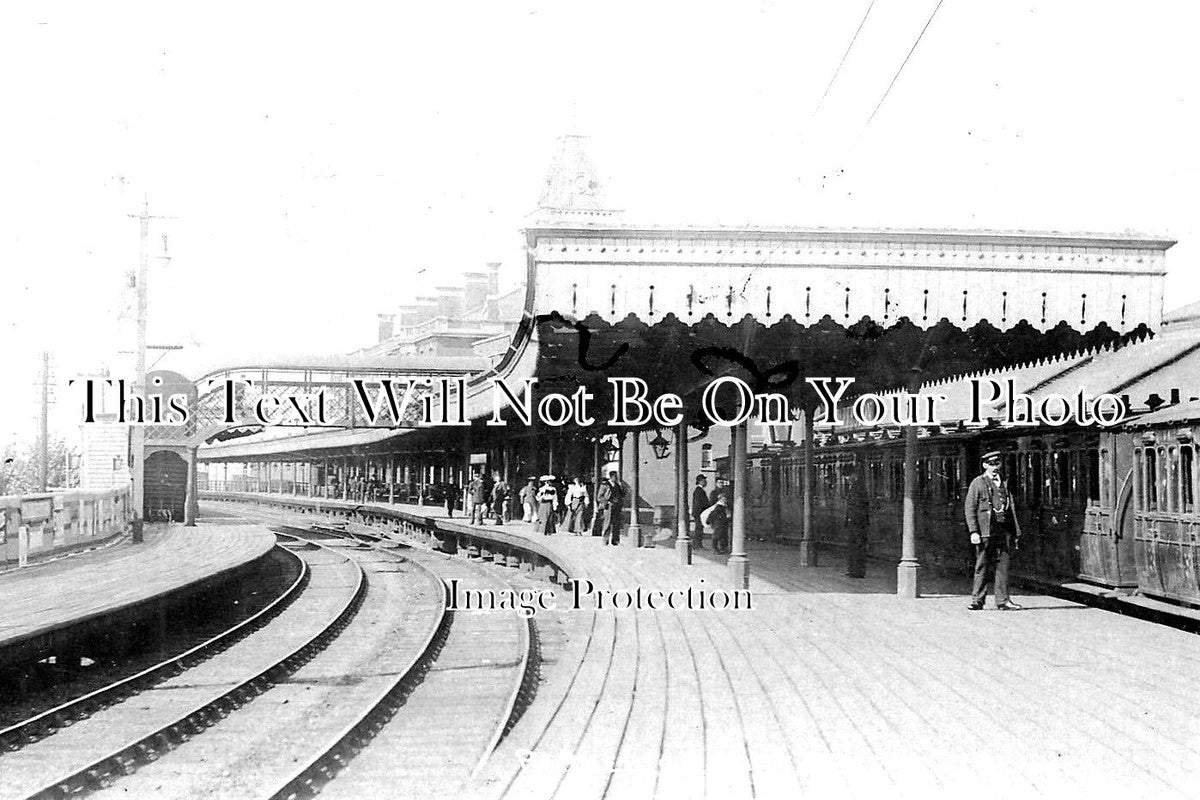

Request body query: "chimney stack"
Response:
[463, 272, 489, 314]
[435, 287, 464, 318]
[413, 296, 439, 324]
[486, 262, 500, 297]
[377, 313, 395, 343]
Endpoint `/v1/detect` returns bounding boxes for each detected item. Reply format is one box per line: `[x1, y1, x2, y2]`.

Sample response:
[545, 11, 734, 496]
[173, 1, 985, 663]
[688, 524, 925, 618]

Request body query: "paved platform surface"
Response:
[214, 495, 1200, 798]
[0, 521, 276, 652]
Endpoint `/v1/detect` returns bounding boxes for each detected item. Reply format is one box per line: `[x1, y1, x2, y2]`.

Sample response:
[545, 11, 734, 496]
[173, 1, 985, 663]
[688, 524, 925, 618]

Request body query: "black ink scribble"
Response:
[690, 346, 800, 394]
[534, 313, 629, 371]
[534, 312, 796, 390]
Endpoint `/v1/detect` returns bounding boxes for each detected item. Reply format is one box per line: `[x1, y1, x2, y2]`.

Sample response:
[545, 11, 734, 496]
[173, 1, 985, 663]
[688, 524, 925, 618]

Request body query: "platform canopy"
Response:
[450, 223, 1171, 430]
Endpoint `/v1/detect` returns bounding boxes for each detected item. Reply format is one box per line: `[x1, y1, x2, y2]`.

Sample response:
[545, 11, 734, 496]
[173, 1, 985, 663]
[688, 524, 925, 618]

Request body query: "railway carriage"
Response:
[740, 422, 1150, 594]
[1125, 401, 1200, 605]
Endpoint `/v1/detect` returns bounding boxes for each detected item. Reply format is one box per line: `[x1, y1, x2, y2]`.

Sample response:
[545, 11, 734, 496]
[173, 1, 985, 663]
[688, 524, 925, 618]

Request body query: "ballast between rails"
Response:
[204, 496, 609, 796]
[262, 525, 449, 800]
[244, 518, 534, 800]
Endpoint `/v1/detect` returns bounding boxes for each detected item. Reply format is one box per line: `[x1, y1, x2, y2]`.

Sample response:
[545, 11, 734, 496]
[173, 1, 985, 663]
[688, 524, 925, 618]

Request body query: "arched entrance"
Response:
[145, 450, 187, 522]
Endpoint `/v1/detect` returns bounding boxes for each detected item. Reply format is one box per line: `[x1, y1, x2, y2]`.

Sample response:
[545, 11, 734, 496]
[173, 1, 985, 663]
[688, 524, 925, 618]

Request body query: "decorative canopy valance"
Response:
[527, 226, 1171, 332]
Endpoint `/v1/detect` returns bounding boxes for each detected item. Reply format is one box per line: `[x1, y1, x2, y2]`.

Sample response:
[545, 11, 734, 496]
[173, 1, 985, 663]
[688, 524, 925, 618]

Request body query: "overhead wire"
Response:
[812, 0, 877, 117]
[863, 0, 946, 129]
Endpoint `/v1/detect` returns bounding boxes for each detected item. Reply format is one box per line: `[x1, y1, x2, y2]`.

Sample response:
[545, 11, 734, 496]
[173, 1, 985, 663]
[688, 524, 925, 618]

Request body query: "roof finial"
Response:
[531, 131, 622, 225]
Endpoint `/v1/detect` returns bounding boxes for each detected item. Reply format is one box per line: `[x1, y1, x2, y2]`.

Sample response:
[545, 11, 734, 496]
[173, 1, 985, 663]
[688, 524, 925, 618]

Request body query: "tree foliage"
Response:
[0, 437, 75, 496]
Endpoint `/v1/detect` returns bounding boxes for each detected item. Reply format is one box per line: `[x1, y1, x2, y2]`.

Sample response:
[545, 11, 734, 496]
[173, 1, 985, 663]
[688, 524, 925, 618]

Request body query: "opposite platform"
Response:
[0, 521, 277, 668]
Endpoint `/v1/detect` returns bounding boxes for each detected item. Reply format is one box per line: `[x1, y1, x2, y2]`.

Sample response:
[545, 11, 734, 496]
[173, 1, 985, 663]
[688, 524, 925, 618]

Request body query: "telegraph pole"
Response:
[39, 351, 50, 491]
[128, 198, 171, 542]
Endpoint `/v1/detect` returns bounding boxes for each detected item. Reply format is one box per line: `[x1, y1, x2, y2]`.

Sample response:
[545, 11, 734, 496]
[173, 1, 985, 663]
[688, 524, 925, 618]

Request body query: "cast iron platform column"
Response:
[897, 368, 922, 598]
[627, 431, 641, 548]
[799, 409, 817, 566]
[184, 447, 198, 526]
[729, 420, 750, 589]
[675, 420, 691, 564]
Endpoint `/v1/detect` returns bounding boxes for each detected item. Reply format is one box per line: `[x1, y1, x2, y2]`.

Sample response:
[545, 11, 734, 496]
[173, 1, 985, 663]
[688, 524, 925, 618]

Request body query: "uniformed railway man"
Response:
[964, 450, 1024, 611]
[596, 470, 624, 546]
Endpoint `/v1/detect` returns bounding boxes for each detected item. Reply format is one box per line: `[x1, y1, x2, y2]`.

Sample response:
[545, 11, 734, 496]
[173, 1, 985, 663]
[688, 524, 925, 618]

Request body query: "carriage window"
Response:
[1088, 448, 1101, 505]
[1182, 446, 1195, 514]
[1005, 452, 1021, 496]
[946, 457, 962, 500]
[1167, 447, 1178, 513]
[1050, 452, 1068, 507]
[1145, 448, 1158, 511]
[1134, 449, 1143, 511]
[701, 444, 713, 470]
[1162, 448, 1173, 513]
[889, 459, 904, 499]
[1028, 452, 1045, 506]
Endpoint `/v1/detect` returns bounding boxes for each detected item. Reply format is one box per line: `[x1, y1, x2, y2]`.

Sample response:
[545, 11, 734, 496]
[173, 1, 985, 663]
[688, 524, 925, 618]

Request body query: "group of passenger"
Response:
[456, 469, 630, 545]
[448, 468, 736, 555]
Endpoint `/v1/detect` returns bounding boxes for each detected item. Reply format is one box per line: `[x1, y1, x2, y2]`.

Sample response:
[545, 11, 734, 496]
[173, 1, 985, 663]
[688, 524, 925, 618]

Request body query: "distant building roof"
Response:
[199, 427, 412, 460]
[194, 353, 487, 380]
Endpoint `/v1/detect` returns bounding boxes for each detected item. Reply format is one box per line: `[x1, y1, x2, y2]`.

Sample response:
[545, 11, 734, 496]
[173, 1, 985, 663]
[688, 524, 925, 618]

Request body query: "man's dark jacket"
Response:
[964, 474, 1023, 543]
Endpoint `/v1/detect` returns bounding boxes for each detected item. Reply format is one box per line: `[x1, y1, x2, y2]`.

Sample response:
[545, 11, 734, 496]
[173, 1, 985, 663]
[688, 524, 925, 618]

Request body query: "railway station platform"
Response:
[204, 493, 1200, 799]
[0, 522, 276, 669]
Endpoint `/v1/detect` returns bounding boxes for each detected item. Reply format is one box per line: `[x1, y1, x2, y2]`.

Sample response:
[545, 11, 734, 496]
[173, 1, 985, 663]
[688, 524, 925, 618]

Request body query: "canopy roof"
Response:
[196, 222, 1171, 455]
[528, 225, 1169, 332]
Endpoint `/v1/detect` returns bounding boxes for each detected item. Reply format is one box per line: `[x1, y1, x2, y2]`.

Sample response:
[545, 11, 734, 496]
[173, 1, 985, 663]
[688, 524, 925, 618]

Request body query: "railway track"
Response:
[208, 500, 603, 800]
[219, 505, 598, 800]
[16, 500, 539, 799]
[0, 534, 366, 800]
[230, 512, 536, 799]
[285, 529, 532, 800]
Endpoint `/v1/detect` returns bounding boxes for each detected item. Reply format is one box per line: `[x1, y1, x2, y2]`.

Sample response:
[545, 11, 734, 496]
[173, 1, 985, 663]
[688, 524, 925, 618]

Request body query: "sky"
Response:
[2, 1, 1198, 447]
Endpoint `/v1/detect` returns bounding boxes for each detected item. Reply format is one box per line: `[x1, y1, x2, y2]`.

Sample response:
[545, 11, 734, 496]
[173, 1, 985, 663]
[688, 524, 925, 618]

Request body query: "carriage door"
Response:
[1083, 433, 1138, 588]
[1110, 434, 1138, 587]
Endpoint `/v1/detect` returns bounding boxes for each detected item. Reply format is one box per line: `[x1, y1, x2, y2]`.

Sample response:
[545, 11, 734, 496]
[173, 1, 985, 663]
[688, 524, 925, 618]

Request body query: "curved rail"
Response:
[471, 594, 533, 781]
[255, 522, 533, 800]
[261, 526, 448, 800]
[0, 544, 308, 753]
[211, 496, 593, 798]
[22, 534, 367, 800]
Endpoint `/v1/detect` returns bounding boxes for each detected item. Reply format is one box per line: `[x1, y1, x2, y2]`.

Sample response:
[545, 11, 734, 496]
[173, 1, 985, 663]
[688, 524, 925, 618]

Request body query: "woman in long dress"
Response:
[536, 475, 560, 535]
